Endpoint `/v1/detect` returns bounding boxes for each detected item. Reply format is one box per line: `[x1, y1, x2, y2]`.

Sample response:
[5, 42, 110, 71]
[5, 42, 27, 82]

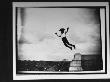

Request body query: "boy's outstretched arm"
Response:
[55, 33, 61, 37]
[65, 27, 69, 34]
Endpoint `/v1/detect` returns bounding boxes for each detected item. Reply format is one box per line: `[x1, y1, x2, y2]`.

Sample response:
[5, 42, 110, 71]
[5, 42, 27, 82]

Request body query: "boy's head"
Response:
[55, 27, 68, 37]
[59, 28, 65, 34]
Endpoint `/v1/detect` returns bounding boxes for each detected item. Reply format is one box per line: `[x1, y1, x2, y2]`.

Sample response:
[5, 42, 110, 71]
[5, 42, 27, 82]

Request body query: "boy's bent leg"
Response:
[63, 41, 72, 50]
[63, 37, 75, 49]
[66, 43, 75, 49]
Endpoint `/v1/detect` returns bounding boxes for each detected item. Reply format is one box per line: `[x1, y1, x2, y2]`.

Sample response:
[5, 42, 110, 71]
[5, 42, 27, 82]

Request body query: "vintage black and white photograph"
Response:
[13, 2, 109, 80]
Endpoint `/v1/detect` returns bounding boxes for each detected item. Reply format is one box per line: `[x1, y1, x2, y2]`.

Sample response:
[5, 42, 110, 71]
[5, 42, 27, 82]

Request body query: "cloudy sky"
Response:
[17, 8, 102, 61]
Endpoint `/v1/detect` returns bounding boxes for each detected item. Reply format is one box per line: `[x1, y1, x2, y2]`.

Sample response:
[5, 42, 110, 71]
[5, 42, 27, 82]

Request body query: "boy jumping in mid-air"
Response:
[55, 27, 75, 50]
